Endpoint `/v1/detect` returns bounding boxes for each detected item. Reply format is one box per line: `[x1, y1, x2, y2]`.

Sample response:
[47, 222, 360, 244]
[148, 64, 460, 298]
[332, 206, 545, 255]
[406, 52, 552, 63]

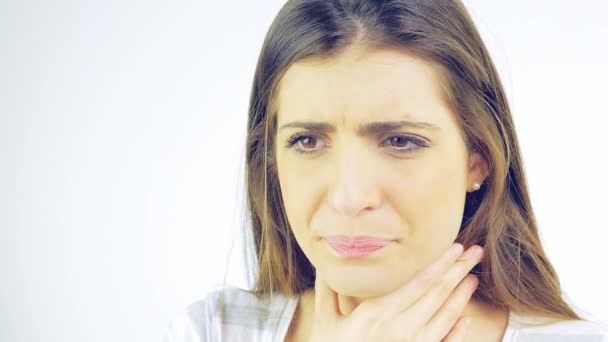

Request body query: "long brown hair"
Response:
[242, 0, 582, 321]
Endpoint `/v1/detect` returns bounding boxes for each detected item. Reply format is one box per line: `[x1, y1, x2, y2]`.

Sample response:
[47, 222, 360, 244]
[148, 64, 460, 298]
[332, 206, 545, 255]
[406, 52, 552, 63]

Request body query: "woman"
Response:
[164, 0, 608, 341]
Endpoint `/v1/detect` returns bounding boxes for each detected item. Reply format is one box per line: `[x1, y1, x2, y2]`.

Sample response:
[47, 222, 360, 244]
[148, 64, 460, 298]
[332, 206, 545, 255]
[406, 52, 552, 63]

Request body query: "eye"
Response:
[381, 135, 428, 153]
[284, 134, 325, 155]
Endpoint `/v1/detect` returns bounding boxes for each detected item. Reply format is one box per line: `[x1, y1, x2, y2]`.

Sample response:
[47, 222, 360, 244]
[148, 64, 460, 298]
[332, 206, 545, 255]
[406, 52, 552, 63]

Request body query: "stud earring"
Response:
[472, 183, 481, 191]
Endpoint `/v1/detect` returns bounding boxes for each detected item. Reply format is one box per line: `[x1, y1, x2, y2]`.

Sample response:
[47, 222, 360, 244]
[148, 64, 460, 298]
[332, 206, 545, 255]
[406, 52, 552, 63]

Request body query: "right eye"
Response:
[284, 134, 325, 155]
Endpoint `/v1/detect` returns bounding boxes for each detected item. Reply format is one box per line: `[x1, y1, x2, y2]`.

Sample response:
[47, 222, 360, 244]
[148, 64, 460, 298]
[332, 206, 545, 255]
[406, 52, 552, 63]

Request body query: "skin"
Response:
[274, 45, 507, 341]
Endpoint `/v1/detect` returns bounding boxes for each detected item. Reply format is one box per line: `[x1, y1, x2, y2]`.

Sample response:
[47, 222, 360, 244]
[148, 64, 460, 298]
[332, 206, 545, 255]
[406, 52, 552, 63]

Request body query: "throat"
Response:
[284, 289, 510, 342]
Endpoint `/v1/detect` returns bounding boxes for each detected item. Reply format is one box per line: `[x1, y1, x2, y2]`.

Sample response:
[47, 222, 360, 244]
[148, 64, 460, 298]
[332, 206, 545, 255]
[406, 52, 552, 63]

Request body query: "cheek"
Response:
[387, 157, 466, 239]
[276, 158, 322, 243]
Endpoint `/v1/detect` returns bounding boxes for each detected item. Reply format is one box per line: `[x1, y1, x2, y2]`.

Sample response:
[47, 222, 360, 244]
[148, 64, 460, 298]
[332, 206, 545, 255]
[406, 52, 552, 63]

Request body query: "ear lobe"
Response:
[468, 152, 489, 183]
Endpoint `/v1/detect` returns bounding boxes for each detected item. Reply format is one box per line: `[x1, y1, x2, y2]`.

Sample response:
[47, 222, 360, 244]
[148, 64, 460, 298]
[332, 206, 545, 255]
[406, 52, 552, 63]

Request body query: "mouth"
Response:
[324, 235, 394, 259]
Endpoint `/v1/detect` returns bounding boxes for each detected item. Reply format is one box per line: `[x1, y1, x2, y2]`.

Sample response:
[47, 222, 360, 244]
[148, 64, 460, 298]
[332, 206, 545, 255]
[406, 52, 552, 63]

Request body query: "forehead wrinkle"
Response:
[274, 49, 451, 135]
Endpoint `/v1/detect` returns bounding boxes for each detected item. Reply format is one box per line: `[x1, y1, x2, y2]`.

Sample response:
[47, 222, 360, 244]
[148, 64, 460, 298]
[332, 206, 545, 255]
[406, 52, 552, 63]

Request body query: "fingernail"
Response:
[449, 243, 464, 258]
[468, 275, 479, 289]
[469, 246, 483, 259]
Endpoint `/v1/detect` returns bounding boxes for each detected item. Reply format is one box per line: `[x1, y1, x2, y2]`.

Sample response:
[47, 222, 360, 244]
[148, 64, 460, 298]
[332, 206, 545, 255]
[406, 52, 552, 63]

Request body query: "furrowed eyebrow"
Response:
[278, 120, 440, 135]
[279, 121, 335, 133]
[358, 121, 440, 134]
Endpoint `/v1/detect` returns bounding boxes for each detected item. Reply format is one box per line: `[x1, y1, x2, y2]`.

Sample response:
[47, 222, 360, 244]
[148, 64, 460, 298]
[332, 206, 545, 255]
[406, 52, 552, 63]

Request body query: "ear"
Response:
[467, 152, 489, 192]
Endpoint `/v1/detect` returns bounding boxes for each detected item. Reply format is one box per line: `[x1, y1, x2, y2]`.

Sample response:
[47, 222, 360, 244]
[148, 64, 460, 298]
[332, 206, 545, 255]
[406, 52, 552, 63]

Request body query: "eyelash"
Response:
[284, 134, 429, 155]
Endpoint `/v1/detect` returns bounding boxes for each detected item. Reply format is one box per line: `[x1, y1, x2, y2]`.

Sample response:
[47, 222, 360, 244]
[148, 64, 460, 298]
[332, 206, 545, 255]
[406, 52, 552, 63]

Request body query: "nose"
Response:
[327, 144, 382, 217]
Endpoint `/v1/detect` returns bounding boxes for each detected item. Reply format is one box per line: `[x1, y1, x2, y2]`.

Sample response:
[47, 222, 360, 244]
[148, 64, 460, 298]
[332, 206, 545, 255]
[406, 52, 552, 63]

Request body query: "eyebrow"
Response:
[278, 119, 440, 135]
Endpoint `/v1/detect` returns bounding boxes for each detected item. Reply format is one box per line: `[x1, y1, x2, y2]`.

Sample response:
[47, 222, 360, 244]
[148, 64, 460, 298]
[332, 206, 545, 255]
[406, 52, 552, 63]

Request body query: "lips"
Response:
[324, 235, 393, 258]
[325, 235, 393, 247]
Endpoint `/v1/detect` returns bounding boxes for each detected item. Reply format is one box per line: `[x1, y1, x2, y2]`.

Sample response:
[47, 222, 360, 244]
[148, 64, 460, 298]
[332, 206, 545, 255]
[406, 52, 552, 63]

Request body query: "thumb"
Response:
[313, 271, 341, 321]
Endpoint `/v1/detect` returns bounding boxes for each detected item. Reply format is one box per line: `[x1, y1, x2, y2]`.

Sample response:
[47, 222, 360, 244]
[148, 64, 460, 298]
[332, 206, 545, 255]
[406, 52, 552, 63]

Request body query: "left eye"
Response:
[381, 136, 425, 151]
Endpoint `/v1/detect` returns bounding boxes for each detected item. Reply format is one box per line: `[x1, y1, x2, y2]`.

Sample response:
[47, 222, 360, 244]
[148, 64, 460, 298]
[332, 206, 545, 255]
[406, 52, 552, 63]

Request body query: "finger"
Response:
[423, 274, 479, 340]
[398, 245, 483, 332]
[363, 242, 464, 316]
[441, 316, 472, 342]
[313, 272, 341, 322]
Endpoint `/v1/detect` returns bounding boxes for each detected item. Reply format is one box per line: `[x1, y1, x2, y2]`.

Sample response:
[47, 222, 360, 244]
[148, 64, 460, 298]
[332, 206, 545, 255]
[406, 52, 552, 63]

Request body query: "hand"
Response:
[308, 243, 483, 341]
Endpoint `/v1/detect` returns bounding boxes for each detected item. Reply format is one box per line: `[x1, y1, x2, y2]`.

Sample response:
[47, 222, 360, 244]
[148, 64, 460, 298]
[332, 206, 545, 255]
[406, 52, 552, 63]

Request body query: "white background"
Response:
[1, 1, 607, 341]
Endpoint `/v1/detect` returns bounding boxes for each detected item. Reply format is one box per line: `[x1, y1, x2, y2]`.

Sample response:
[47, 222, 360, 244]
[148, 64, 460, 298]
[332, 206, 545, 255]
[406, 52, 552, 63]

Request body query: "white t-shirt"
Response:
[163, 287, 608, 342]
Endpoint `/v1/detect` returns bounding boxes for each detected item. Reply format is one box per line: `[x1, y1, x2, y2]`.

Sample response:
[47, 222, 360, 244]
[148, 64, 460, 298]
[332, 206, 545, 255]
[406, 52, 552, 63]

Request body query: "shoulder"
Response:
[507, 311, 608, 341]
[162, 287, 298, 342]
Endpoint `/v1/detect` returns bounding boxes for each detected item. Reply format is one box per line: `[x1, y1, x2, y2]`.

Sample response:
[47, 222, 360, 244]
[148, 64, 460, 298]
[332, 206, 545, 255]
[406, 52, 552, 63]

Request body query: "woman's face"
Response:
[274, 46, 487, 298]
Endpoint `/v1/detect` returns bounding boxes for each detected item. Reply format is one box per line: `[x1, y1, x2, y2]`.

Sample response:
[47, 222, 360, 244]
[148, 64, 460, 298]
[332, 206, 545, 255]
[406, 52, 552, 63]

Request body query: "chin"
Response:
[327, 271, 401, 298]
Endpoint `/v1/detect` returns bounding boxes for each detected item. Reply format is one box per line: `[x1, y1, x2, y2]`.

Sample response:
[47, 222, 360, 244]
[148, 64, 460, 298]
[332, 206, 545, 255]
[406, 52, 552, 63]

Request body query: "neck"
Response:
[287, 288, 510, 342]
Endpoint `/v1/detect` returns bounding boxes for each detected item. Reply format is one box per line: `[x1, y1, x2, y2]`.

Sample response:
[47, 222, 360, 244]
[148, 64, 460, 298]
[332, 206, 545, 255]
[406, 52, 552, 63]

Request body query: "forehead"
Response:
[274, 47, 450, 125]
